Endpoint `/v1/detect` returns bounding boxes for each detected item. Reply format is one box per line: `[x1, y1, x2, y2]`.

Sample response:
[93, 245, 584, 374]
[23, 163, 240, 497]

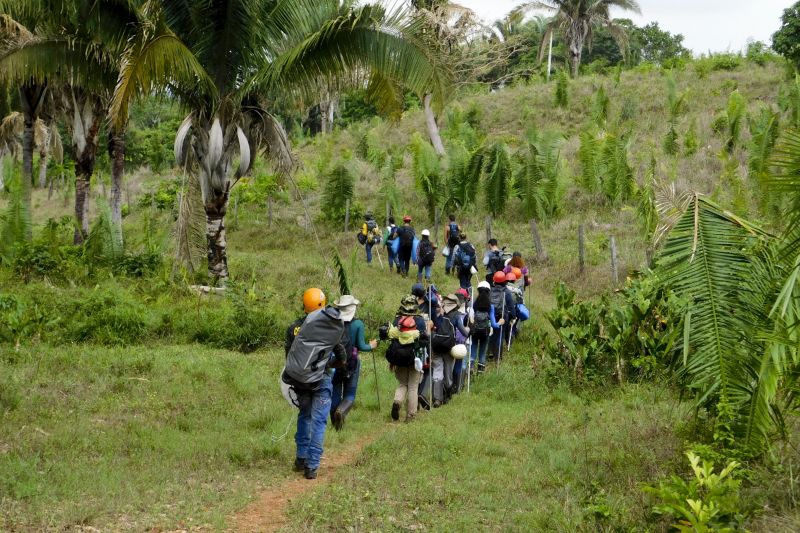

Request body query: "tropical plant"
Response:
[321, 161, 356, 223]
[747, 106, 781, 216]
[684, 117, 699, 156]
[482, 141, 512, 217]
[111, 0, 447, 281]
[664, 73, 687, 155]
[554, 68, 569, 108]
[0, 173, 31, 263]
[591, 84, 610, 125]
[516, 0, 642, 77]
[578, 125, 635, 204]
[409, 131, 442, 221]
[723, 90, 747, 154]
[515, 129, 565, 222]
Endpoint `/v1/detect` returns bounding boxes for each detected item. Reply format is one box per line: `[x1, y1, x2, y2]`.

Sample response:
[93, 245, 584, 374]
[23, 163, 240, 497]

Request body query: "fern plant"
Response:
[554, 69, 569, 108]
[482, 142, 512, 217]
[747, 106, 781, 217]
[578, 126, 602, 194]
[592, 85, 610, 125]
[600, 131, 636, 205]
[725, 90, 747, 154]
[444, 141, 480, 210]
[0, 171, 31, 263]
[515, 130, 564, 222]
[409, 132, 442, 221]
[356, 128, 387, 169]
[84, 200, 123, 265]
[684, 118, 699, 156]
[321, 161, 356, 222]
[636, 155, 658, 240]
[332, 250, 351, 295]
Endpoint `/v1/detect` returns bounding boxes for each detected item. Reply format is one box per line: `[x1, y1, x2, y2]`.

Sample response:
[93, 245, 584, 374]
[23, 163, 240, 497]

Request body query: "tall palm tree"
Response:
[111, 0, 447, 282]
[0, 0, 141, 243]
[517, 0, 640, 77]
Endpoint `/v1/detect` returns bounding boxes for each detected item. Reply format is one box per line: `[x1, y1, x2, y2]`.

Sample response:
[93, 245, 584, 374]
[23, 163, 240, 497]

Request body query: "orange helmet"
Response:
[512, 267, 523, 279]
[492, 271, 506, 284]
[505, 272, 517, 282]
[302, 288, 326, 314]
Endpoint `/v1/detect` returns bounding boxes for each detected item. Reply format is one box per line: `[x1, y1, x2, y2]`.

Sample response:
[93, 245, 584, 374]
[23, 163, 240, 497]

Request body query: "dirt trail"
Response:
[230, 432, 377, 532]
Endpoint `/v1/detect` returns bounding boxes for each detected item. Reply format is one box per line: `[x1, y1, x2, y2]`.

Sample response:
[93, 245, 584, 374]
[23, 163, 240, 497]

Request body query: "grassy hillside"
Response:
[2, 60, 800, 530]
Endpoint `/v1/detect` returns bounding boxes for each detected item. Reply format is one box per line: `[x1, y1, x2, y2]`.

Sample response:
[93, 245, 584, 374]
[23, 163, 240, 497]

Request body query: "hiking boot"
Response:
[294, 457, 307, 472]
[477, 363, 486, 374]
[333, 400, 353, 431]
[418, 394, 430, 410]
[433, 400, 442, 408]
[405, 414, 416, 423]
[391, 401, 400, 421]
[304, 467, 317, 480]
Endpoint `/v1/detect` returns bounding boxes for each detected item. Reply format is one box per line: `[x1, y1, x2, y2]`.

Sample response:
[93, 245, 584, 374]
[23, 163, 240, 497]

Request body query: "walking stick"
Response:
[497, 289, 506, 370]
[428, 285, 434, 408]
[466, 285, 474, 393]
[375, 244, 385, 269]
[371, 351, 381, 411]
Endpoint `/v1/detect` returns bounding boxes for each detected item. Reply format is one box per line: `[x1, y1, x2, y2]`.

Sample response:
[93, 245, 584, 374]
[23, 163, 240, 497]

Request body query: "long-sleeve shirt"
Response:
[347, 319, 372, 353]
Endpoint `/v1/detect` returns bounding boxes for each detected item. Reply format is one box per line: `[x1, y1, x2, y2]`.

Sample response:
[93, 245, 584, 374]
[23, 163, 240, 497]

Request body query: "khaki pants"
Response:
[393, 366, 423, 419]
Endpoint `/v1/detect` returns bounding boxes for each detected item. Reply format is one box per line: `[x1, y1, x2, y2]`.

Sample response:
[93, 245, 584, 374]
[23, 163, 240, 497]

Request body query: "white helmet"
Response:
[280, 369, 300, 408]
[450, 343, 467, 359]
[477, 280, 491, 290]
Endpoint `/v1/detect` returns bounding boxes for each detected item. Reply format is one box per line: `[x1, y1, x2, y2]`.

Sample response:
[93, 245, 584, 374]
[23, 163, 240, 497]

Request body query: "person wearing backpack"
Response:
[416, 229, 436, 283]
[441, 294, 470, 402]
[412, 282, 439, 409]
[283, 293, 349, 480]
[444, 214, 461, 275]
[488, 271, 517, 362]
[383, 216, 399, 273]
[429, 295, 458, 407]
[395, 215, 415, 278]
[386, 295, 429, 422]
[330, 295, 378, 431]
[359, 212, 382, 264]
[483, 238, 506, 283]
[451, 288, 472, 392]
[451, 233, 476, 290]
[285, 288, 328, 355]
[470, 281, 503, 374]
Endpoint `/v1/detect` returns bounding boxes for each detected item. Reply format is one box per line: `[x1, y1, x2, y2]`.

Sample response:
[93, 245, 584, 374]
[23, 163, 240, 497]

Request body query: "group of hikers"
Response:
[282, 214, 531, 480]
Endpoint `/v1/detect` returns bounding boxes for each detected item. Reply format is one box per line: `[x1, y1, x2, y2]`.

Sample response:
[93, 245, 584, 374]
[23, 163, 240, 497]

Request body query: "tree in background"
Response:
[772, 1, 800, 70]
[517, 0, 641, 77]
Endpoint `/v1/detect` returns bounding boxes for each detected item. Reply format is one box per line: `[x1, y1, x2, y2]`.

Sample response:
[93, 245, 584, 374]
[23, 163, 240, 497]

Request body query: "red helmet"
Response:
[493, 271, 507, 284]
[403, 215, 412, 223]
[456, 288, 470, 301]
[505, 272, 517, 282]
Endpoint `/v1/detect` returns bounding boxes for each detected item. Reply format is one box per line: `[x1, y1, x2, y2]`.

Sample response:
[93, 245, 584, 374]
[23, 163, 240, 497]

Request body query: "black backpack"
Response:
[490, 287, 508, 320]
[431, 316, 456, 353]
[447, 222, 460, 247]
[398, 226, 414, 247]
[418, 240, 435, 266]
[473, 308, 491, 336]
[487, 250, 505, 274]
[385, 339, 419, 367]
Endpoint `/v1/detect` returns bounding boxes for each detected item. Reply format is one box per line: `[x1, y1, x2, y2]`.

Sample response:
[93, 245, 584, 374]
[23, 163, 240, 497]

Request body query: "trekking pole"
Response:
[371, 351, 381, 411]
[497, 292, 506, 371]
[466, 285, 474, 393]
[375, 245, 385, 269]
[428, 285, 434, 409]
[507, 318, 516, 353]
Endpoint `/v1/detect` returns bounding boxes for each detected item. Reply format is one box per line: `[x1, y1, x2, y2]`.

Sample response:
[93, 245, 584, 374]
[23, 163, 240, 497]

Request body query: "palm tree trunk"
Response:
[204, 185, 230, 283]
[73, 116, 101, 244]
[0, 152, 5, 192]
[423, 93, 445, 156]
[108, 130, 125, 242]
[20, 113, 34, 239]
[568, 32, 584, 78]
[37, 133, 49, 188]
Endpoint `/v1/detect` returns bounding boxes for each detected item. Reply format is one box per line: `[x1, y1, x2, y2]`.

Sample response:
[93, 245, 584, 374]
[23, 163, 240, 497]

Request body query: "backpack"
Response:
[447, 222, 460, 247]
[357, 231, 367, 245]
[447, 311, 467, 344]
[418, 240, 435, 266]
[490, 286, 507, 319]
[398, 226, 414, 247]
[487, 250, 505, 274]
[366, 219, 381, 245]
[284, 307, 345, 388]
[456, 243, 475, 269]
[431, 315, 456, 353]
[473, 308, 491, 336]
[342, 321, 358, 373]
[383, 225, 397, 244]
[385, 315, 420, 367]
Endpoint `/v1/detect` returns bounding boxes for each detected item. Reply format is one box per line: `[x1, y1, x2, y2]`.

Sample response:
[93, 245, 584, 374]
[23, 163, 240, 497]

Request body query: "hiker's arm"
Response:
[284, 325, 295, 356]
[354, 321, 373, 352]
[455, 316, 470, 337]
[489, 305, 503, 327]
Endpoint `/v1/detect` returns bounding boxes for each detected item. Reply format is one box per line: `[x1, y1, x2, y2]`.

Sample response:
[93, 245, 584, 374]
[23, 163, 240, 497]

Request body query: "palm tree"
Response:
[0, 0, 141, 243]
[111, 0, 447, 282]
[517, 0, 641, 77]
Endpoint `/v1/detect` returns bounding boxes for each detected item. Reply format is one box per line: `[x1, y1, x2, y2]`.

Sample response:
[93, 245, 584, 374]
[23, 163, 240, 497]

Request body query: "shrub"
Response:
[64, 287, 156, 345]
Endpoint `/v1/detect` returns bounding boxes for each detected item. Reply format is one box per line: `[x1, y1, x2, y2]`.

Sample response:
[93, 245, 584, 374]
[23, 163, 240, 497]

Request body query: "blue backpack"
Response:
[457, 243, 475, 268]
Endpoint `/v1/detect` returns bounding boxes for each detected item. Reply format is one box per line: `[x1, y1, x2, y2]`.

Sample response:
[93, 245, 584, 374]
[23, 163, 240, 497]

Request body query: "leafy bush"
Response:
[64, 287, 157, 345]
[554, 69, 569, 108]
[137, 179, 180, 211]
[645, 451, 747, 531]
[321, 161, 356, 223]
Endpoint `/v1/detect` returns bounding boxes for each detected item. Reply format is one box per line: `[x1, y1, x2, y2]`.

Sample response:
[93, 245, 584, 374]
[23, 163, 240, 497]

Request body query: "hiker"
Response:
[444, 214, 461, 275]
[504, 251, 531, 289]
[441, 293, 470, 402]
[488, 271, 516, 362]
[283, 289, 349, 480]
[452, 233, 476, 289]
[396, 215, 415, 278]
[385, 295, 429, 422]
[470, 281, 503, 374]
[412, 282, 439, 409]
[284, 288, 327, 354]
[450, 288, 471, 391]
[384, 216, 399, 273]
[358, 212, 382, 264]
[330, 295, 378, 431]
[503, 271, 523, 343]
[416, 229, 436, 284]
[483, 238, 506, 283]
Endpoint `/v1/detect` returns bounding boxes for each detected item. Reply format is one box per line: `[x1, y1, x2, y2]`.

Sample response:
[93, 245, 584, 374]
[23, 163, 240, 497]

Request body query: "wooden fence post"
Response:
[267, 195, 273, 227]
[485, 216, 492, 243]
[578, 225, 585, 274]
[610, 235, 618, 285]
[529, 219, 549, 263]
[344, 198, 350, 233]
[233, 195, 239, 228]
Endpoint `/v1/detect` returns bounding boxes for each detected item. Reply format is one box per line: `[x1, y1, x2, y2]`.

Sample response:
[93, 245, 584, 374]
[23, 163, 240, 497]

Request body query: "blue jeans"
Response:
[445, 249, 455, 270]
[365, 243, 374, 263]
[471, 334, 489, 366]
[295, 373, 333, 470]
[331, 359, 360, 412]
[417, 264, 432, 282]
[387, 247, 397, 270]
[458, 270, 472, 289]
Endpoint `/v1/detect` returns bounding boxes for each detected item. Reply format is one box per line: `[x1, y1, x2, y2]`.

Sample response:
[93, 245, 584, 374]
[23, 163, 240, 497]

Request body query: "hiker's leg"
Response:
[394, 367, 408, 405]
[366, 243, 373, 263]
[306, 374, 333, 471]
[479, 337, 489, 366]
[294, 391, 313, 461]
[424, 265, 432, 283]
[443, 354, 455, 392]
[407, 369, 422, 417]
[330, 369, 344, 415]
[417, 264, 423, 283]
[343, 359, 360, 403]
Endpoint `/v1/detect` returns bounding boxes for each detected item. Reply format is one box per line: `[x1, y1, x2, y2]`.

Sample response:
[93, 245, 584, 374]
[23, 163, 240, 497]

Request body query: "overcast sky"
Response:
[456, 0, 791, 55]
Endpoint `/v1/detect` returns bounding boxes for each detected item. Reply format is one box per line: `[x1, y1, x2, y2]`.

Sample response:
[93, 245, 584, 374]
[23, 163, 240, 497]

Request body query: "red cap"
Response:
[505, 272, 517, 282]
[456, 288, 470, 301]
[403, 215, 412, 222]
[493, 271, 507, 284]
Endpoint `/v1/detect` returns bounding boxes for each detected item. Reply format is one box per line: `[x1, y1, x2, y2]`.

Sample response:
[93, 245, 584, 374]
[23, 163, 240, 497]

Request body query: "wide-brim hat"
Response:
[441, 294, 460, 315]
[398, 295, 420, 315]
[333, 295, 361, 321]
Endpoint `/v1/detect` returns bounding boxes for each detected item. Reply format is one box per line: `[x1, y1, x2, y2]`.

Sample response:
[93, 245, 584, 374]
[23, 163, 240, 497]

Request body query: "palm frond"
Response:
[173, 171, 206, 274]
[483, 141, 512, 217]
[332, 250, 351, 296]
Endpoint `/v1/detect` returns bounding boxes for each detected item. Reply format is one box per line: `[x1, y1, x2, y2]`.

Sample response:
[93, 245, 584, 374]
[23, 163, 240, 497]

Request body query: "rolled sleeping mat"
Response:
[411, 237, 420, 264]
[516, 303, 530, 321]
